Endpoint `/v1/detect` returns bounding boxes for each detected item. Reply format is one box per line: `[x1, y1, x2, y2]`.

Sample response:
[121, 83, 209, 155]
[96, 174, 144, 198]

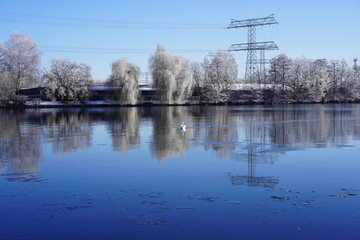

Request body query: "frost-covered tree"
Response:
[327, 60, 350, 102]
[267, 54, 292, 103]
[264, 55, 359, 103]
[288, 58, 311, 102]
[2, 32, 41, 92]
[0, 72, 14, 102]
[351, 62, 360, 100]
[108, 58, 139, 105]
[149, 44, 193, 104]
[334, 60, 357, 101]
[43, 59, 92, 101]
[202, 50, 237, 102]
[190, 61, 204, 101]
[0, 42, 4, 71]
[308, 59, 329, 102]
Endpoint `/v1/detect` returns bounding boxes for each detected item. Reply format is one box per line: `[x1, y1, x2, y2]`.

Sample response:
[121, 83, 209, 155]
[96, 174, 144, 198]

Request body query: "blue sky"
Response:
[0, 0, 359, 80]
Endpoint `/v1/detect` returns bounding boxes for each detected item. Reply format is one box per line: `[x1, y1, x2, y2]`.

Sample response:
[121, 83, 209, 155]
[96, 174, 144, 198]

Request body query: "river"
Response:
[0, 104, 359, 240]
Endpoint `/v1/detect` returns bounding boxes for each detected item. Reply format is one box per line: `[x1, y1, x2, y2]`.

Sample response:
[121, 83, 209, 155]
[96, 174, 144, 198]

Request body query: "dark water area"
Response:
[0, 104, 359, 240]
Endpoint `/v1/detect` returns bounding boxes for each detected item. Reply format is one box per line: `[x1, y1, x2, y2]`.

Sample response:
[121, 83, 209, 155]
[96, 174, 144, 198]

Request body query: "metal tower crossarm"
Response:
[229, 41, 279, 51]
[227, 15, 278, 29]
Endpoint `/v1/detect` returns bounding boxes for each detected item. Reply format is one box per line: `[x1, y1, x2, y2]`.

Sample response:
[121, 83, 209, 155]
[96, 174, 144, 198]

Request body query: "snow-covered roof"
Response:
[87, 86, 120, 91]
[231, 84, 273, 90]
[139, 87, 156, 91]
[87, 86, 156, 91]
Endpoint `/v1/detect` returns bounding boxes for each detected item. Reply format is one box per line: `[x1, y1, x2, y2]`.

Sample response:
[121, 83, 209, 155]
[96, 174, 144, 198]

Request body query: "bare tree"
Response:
[108, 58, 139, 105]
[202, 50, 238, 103]
[0, 42, 5, 72]
[288, 58, 311, 102]
[149, 44, 193, 104]
[327, 60, 347, 102]
[190, 61, 204, 101]
[0, 72, 14, 102]
[267, 54, 292, 103]
[43, 59, 92, 101]
[335, 60, 357, 101]
[2, 32, 41, 92]
[308, 59, 329, 102]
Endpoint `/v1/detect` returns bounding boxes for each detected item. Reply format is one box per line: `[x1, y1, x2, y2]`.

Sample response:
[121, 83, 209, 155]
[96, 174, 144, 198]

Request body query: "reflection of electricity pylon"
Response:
[229, 149, 279, 188]
[247, 148, 257, 185]
[228, 15, 279, 80]
[229, 124, 279, 188]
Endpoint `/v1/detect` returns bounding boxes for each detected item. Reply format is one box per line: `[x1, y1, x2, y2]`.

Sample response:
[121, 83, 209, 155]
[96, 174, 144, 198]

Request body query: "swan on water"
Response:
[180, 122, 186, 131]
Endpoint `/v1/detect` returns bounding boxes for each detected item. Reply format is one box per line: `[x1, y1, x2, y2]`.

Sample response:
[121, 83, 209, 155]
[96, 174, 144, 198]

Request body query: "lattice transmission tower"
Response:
[228, 14, 279, 80]
[354, 58, 358, 72]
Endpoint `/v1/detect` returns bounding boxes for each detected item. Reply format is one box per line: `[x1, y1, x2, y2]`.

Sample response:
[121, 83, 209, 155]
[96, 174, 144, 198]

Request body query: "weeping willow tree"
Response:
[108, 58, 140, 105]
[149, 44, 193, 104]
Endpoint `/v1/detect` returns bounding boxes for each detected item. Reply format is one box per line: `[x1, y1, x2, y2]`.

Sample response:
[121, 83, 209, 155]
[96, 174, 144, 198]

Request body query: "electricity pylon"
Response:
[228, 14, 279, 80]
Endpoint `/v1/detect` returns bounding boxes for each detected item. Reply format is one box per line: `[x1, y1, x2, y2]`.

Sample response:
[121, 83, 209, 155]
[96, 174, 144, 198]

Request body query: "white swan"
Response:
[180, 122, 186, 132]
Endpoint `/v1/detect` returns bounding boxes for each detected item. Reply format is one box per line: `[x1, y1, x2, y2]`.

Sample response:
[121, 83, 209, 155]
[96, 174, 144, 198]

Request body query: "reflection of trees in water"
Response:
[267, 105, 360, 148]
[203, 106, 238, 159]
[151, 107, 194, 161]
[229, 104, 360, 188]
[1, 104, 360, 170]
[150, 104, 360, 162]
[106, 108, 140, 152]
[0, 110, 41, 174]
[44, 110, 92, 155]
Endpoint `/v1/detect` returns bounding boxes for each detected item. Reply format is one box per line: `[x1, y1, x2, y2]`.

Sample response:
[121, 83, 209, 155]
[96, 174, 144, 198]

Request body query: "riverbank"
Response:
[1, 99, 360, 108]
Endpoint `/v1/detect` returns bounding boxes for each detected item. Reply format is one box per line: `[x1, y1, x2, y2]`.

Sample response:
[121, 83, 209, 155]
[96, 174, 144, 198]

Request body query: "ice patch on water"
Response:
[258, 146, 304, 153]
[332, 144, 356, 148]
[243, 143, 276, 150]
[203, 141, 242, 146]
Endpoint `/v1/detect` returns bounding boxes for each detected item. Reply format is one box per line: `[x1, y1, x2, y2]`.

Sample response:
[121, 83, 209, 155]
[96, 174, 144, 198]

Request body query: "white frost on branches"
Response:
[108, 58, 140, 105]
[202, 50, 238, 102]
[149, 44, 193, 104]
[44, 59, 92, 101]
[0, 72, 13, 102]
[1, 32, 41, 92]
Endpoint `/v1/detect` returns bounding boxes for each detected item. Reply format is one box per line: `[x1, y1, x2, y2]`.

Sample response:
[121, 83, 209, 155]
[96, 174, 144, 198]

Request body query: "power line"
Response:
[40, 45, 214, 54]
[0, 12, 226, 30]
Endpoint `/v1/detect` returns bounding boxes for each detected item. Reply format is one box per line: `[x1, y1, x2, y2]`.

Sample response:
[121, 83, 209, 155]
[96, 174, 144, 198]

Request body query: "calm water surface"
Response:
[0, 104, 359, 240]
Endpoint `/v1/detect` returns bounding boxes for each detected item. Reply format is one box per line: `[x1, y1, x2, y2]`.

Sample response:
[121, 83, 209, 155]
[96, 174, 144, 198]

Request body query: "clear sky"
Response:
[0, 0, 359, 81]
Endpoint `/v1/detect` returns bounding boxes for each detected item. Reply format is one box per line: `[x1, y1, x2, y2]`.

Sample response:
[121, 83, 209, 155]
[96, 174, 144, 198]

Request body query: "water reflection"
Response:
[150, 107, 192, 161]
[227, 116, 279, 188]
[0, 110, 42, 180]
[0, 105, 359, 176]
[264, 105, 360, 148]
[106, 108, 141, 152]
[44, 110, 93, 155]
[202, 106, 239, 159]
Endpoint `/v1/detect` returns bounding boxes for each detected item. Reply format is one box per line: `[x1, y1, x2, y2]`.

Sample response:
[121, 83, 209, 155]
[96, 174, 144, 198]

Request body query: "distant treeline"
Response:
[251, 54, 360, 103]
[0, 32, 359, 106]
